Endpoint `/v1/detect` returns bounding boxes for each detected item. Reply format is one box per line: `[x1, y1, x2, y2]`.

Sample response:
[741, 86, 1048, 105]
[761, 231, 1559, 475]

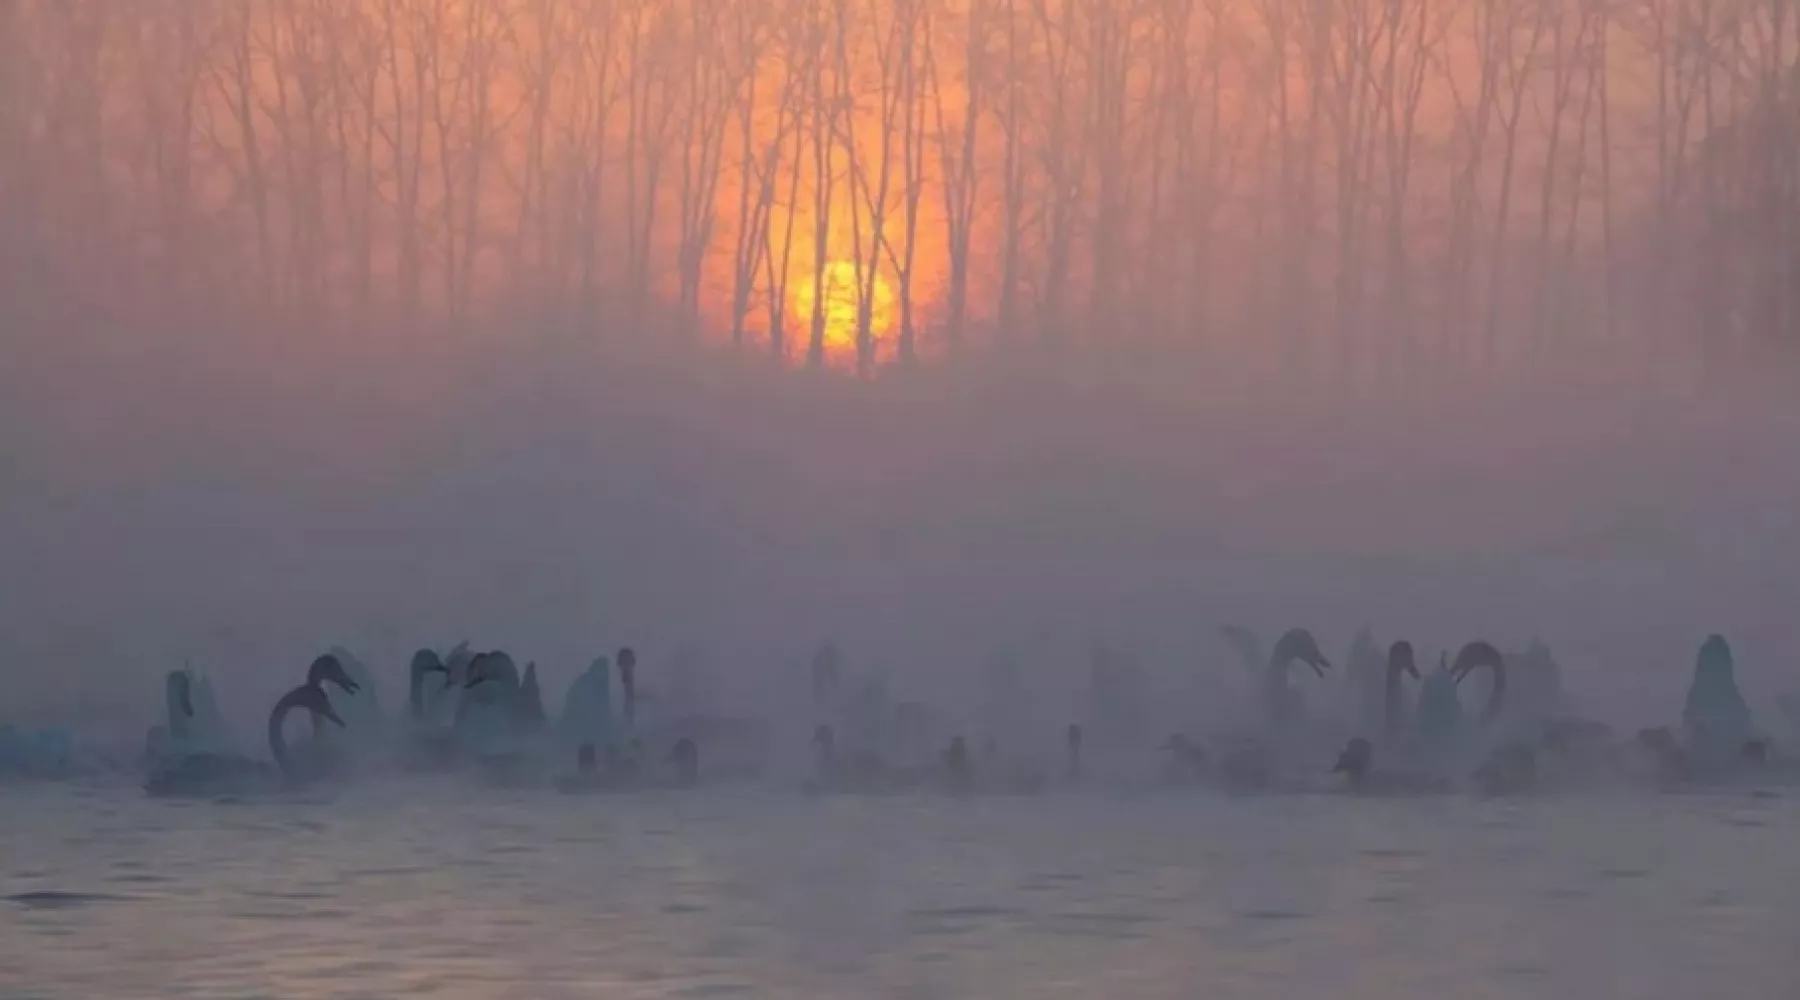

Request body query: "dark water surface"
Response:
[3, 784, 1795, 999]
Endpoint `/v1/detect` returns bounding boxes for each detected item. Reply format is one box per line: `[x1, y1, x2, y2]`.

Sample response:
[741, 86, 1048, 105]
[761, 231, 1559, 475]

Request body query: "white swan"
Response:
[1220, 625, 1332, 728]
[555, 655, 616, 761]
[455, 652, 548, 768]
[145, 670, 345, 797]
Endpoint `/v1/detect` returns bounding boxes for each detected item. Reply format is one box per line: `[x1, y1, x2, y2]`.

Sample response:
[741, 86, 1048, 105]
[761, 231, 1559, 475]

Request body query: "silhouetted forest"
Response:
[2, 0, 1796, 376]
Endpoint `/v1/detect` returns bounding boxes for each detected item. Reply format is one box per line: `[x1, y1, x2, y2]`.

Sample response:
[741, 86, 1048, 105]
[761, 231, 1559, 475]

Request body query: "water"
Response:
[3, 783, 1796, 999]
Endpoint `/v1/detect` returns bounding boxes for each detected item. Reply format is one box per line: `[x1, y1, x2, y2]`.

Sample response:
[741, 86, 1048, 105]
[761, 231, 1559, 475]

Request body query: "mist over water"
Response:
[5, 314, 1799, 734]
[9, 0, 1800, 992]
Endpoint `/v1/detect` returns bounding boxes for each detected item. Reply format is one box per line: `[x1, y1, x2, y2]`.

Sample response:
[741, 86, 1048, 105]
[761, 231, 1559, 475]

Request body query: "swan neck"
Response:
[267, 688, 303, 776]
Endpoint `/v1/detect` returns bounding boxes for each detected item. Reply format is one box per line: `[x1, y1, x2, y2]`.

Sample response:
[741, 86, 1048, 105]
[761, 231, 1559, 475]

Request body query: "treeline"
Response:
[1, 0, 1796, 376]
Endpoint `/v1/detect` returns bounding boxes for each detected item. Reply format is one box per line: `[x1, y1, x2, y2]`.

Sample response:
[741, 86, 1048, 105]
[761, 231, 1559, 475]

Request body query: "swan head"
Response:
[1332, 736, 1373, 777]
[1273, 628, 1331, 677]
[307, 655, 360, 697]
[1388, 641, 1420, 680]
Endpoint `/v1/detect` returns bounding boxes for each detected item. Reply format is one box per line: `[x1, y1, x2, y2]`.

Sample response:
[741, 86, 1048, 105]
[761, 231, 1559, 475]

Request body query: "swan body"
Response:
[152, 669, 234, 765]
[1413, 660, 1465, 755]
[554, 657, 616, 761]
[1682, 634, 1754, 768]
[455, 652, 550, 776]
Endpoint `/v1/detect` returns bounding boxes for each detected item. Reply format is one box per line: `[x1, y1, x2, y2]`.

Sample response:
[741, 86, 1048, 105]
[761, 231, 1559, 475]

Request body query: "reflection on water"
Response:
[3, 785, 1797, 999]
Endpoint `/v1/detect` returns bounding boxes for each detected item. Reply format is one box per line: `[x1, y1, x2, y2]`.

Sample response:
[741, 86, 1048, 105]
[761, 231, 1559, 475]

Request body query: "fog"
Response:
[6, 308, 1799, 739]
[4, 0, 1800, 741]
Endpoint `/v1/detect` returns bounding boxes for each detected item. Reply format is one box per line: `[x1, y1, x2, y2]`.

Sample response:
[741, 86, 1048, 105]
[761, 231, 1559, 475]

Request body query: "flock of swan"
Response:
[2, 627, 1796, 801]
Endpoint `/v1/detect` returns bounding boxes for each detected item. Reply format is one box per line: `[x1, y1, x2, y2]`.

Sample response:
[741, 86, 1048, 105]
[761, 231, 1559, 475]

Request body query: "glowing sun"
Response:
[792, 259, 896, 361]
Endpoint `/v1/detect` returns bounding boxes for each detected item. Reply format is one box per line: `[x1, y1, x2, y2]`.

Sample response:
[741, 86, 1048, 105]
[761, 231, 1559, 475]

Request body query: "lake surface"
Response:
[3, 782, 1795, 999]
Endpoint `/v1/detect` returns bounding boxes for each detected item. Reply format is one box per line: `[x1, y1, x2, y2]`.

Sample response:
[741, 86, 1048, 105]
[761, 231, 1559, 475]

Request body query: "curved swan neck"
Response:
[267, 687, 307, 776]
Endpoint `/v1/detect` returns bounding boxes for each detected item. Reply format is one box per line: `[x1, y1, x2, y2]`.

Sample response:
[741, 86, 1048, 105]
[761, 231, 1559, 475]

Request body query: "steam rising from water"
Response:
[4, 322, 1798, 738]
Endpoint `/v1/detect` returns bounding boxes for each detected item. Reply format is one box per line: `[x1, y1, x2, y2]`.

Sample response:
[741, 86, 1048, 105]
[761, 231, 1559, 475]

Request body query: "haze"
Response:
[3, 0, 1797, 736]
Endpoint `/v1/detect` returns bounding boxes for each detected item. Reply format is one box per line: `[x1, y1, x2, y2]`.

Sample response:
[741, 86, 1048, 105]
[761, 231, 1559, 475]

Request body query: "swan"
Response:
[1505, 639, 1571, 725]
[455, 652, 550, 777]
[1449, 641, 1507, 726]
[401, 649, 455, 768]
[324, 647, 383, 733]
[1265, 628, 1333, 727]
[150, 668, 235, 764]
[1412, 641, 1506, 757]
[266, 682, 349, 784]
[286, 654, 363, 773]
[555, 655, 616, 762]
[1682, 634, 1755, 769]
[1220, 625, 1332, 727]
[145, 677, 344, 798]
[1413, 653, 1464, 753]
[407, 649, 453, 721]
[1383, 640, 1422, 739]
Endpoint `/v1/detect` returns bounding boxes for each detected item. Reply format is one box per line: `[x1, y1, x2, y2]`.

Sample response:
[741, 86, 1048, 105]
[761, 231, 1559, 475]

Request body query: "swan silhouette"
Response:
[1449, 641, 1507, 725]
[145, 672, 344, 797]
[267, 681, 347, 782]
[1384, 641, 1422, 738]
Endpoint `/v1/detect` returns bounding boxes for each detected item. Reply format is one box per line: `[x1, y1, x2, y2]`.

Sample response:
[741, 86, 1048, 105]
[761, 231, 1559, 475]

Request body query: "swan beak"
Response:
[1309, 657, 1331, 678]
[464, 676, 486, 690]
[1405, 662, 1421, 680]
[322, 704, 345, 727]
[178, 690, 194, 718]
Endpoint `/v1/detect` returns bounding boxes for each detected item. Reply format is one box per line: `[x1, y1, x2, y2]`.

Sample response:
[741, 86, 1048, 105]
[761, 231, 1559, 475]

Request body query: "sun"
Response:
[792, 259, 896, 362]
